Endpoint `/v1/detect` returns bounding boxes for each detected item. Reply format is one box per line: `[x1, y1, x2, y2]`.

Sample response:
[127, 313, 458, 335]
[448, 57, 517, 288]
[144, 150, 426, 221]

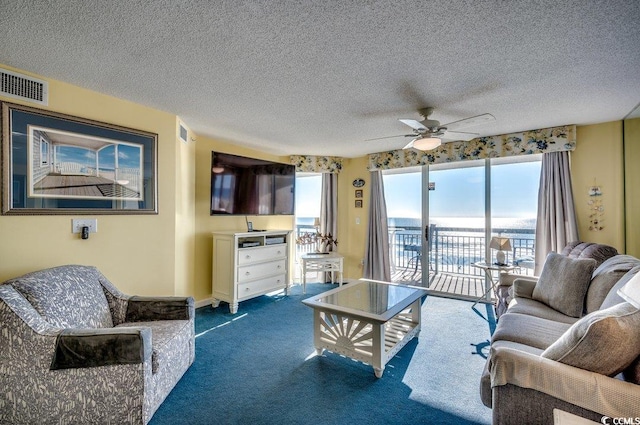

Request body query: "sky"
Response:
[295, 159, 542, 220]
[55, 144, 141, 169]
[383, 161, 541, 218]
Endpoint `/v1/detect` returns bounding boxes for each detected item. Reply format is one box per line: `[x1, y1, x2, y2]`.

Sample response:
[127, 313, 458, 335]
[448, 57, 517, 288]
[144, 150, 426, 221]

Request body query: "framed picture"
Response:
[355, 200, 363, 208]
[355, 189, 363, 198]
[2, 102, 158, 215]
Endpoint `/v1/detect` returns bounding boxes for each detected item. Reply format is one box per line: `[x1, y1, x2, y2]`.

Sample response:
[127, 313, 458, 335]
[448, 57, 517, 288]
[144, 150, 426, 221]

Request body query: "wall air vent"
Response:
[179, 122, 188, 143]
[0, 68, 49, 106]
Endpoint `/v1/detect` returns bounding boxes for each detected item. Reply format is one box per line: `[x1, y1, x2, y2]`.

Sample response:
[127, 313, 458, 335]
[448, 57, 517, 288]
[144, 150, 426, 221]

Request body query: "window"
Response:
[383, 154, 541, 292]
[294, 173, 322, 232]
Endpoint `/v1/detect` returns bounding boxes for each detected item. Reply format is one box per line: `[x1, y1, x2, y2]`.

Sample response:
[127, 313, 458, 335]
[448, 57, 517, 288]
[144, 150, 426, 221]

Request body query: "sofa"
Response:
[481, 249, 640, 424]
[494, 241, 619, 318]
[0, 265, 195, 424]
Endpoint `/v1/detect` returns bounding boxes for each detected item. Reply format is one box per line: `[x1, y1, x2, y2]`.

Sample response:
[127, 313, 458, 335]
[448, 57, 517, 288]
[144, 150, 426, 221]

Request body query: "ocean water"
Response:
[296, 216, 536, 271]
[297, 216, 536, 232]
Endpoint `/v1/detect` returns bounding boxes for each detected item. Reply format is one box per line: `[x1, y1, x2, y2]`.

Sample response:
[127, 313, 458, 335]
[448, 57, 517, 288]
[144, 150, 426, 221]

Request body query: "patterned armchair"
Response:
[0, 265, 195, 424]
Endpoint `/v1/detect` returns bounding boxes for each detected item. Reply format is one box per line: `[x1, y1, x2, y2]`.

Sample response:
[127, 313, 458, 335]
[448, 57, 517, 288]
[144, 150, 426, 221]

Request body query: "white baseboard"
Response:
[195, 298, 213, 309]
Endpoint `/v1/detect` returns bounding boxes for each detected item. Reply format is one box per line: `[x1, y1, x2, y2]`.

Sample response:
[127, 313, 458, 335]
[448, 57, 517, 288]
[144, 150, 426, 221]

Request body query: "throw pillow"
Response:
[532, 253, 597, 317]
[541, 302, 640, 376]
[600, 266, 640, 310]
[585, 255, 640, 313]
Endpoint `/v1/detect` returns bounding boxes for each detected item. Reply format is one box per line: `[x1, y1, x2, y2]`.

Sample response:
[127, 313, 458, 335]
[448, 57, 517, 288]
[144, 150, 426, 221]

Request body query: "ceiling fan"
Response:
[368, 107, 495, 150]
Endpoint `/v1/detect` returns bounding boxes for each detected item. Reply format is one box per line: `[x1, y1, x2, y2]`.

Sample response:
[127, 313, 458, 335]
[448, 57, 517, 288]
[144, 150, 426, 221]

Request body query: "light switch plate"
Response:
[72, 218, 98, 234]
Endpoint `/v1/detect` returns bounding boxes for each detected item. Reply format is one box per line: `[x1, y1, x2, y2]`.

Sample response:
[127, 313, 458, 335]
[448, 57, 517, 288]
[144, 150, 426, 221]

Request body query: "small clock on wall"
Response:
[352, 178, 365, 188]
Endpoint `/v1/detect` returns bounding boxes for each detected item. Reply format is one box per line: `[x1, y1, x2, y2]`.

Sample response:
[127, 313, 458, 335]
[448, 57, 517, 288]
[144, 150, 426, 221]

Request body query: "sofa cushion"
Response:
[585, 255, 640, 314]
[117, 319, 191, 374]
[532, 253, 596, 318]
[491, 312, 572, 350]
[506, 297, 580, 324]
[600, 266, 640, 310]
[541, 302, 640, 376]
[7, 265, 113, 329]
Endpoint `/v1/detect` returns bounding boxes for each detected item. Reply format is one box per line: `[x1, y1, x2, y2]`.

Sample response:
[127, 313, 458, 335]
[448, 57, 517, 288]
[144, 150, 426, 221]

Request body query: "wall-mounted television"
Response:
[210, 152, 295, 215]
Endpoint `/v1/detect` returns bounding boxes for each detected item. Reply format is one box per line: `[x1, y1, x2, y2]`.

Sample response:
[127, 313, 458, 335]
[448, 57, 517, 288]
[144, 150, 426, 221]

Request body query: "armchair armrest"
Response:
[489, 344, 640, 418]
[512, 276, 539, 299]
[125, 296, 194, 322]
[50, 327, 152, 370]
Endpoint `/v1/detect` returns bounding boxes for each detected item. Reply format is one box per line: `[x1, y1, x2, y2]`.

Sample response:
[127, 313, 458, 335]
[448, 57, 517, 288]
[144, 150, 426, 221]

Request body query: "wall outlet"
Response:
[72, 218, 98, 234]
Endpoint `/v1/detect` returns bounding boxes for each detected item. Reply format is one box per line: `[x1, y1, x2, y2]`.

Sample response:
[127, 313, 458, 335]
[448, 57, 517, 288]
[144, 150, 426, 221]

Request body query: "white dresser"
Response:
[212, 230, 291, 314]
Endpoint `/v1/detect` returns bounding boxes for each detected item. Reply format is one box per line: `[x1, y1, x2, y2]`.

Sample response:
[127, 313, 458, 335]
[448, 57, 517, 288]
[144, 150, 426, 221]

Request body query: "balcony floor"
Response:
[391, 269, 494, 303]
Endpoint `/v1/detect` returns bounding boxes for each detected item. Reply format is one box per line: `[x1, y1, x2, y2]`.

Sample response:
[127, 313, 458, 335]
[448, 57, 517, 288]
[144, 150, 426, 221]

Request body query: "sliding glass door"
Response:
[383, 167, 424, 284]
[383, 155, 541, 301]
[427, 160, 487, 298]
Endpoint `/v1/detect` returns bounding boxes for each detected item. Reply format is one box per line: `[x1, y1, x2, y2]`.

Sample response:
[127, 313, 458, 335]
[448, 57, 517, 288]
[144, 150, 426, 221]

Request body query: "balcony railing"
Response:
[294, 223, 535, 283]
[390, 225, 535, 278]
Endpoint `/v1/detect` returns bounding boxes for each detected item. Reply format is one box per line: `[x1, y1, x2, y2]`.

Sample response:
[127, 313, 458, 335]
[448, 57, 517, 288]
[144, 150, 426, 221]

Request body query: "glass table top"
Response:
[313, 280, 425, 315]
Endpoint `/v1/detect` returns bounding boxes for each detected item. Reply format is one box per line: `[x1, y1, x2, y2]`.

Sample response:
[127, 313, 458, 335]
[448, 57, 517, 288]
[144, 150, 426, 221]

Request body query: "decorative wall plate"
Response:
[352, 178, 365, 188]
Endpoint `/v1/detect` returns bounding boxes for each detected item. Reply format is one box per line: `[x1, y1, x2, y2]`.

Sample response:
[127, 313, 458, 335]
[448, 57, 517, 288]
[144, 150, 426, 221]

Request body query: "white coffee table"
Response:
[302, 278, 427, 378]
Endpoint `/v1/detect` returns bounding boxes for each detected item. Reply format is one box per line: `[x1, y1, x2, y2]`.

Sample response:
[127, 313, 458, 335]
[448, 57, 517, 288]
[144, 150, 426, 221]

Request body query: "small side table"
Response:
[301, 252, 344, 294]
[472, 261, 515, 307]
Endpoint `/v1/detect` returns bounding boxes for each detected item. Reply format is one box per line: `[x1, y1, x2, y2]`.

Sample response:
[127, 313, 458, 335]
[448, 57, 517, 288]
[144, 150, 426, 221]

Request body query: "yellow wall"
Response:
[0, 65, 187, 296]
[337, 157, 369, 279]
[625, 117, 640, 256]
[192, 135, 294, 301]
[174, 119, 197, 297]
[571, 122, 625, 252]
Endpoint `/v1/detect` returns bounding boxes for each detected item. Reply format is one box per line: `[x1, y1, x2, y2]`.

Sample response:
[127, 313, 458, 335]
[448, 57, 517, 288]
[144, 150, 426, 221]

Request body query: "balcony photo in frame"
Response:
[2, 102, 158, 215]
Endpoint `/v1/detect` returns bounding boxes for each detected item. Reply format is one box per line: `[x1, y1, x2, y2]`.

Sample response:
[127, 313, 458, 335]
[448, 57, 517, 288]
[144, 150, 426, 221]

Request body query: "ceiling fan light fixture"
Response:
[412, 137, 441, 151]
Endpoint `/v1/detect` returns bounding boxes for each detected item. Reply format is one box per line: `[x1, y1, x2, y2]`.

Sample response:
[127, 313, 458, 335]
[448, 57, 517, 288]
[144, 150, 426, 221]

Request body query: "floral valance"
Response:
[290, 155, 343, 173]
[368, 125, 576, 171]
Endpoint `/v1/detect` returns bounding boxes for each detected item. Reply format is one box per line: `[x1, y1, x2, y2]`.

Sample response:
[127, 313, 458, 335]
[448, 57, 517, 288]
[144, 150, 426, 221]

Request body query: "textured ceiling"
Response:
[1, 0, 639, 158]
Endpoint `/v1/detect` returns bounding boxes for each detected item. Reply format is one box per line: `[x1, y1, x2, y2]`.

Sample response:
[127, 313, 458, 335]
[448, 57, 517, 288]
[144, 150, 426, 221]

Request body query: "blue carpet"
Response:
[151, 283, 495, 425]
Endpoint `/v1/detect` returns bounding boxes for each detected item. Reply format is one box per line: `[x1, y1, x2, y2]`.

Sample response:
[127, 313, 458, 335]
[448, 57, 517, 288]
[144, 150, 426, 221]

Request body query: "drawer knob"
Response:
[277, 265, 281, 269]
[245, 271, 251, 276]
[245, 287, 250, 291]
[245, 255, 251, 260]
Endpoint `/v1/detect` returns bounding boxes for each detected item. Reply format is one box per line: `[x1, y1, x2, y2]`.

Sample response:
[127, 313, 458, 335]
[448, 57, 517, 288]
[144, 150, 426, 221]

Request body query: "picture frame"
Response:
[2, 102, 158, 215]
[355, 200, 363, 208]
[355, 189, 363, 198]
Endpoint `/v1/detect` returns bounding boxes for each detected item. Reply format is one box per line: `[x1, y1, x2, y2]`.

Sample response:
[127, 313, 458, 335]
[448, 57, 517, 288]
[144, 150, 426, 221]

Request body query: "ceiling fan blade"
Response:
[399, 119, 427, 132]
[443, 130, 478, 142]
[364, 133, 415, 141]
[442, 113, 495, 130]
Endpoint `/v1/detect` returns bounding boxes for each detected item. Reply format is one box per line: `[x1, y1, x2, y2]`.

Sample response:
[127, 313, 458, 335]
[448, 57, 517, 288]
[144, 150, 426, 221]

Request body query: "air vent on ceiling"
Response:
[0, 68, 49, 106]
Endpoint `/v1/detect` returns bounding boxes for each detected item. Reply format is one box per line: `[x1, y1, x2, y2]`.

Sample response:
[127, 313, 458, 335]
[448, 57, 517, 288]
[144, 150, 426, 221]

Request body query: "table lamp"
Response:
[619, 272, 640, 309]
[489, 236, 512, 266]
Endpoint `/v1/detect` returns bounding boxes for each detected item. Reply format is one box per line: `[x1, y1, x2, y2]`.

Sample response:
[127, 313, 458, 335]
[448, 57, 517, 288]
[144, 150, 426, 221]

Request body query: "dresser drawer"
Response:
[238, 274, 286, 299]
[237, 245, 287, 265]
[237, 259, 286, 283]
